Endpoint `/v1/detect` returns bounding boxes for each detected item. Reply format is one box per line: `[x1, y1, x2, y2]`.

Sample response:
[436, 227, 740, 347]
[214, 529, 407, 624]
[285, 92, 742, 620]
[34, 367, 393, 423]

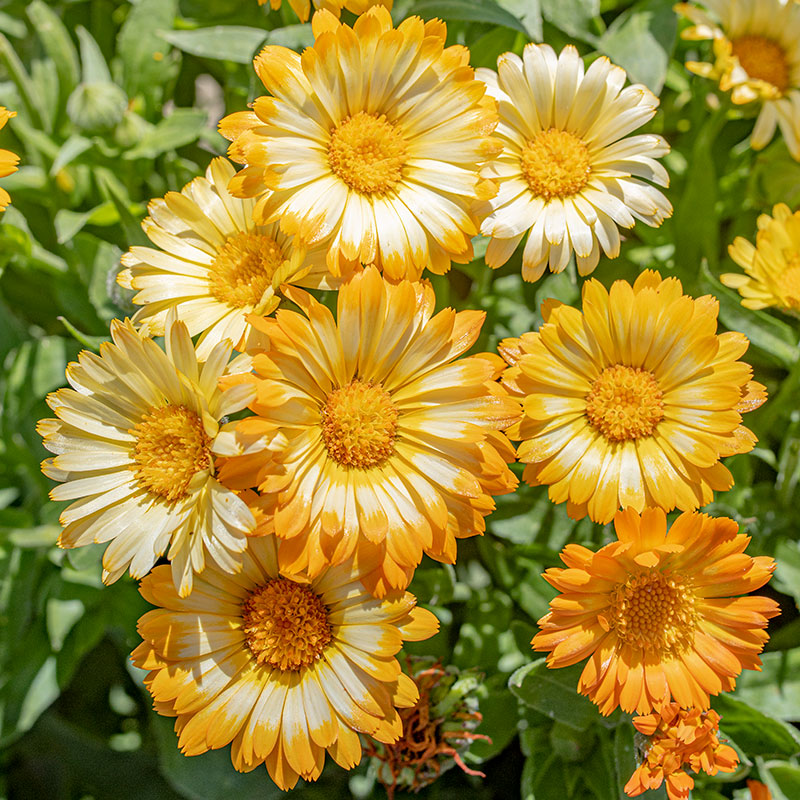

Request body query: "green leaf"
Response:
[509, 659, 600, 731]
[160, 26, 269, 64]
[731, 650, 800, 721]
[760, 761, 800, 800]
[495, 0, 543, 40]
[265, 23, 315, 51]
[57, 317, 107, 351]
[410, 0, 529, 35]
[699, 264, 800, 368]
[122, 108, 208, 160]
[27, 1, 80, 102]
[0, 33, 46, 130]
[715, 694, 800, 757]
[598, 0, 677, 94]
[54, 203, 116, 244]
[75, 26, 112, 84]
[50, 134, 93, 175]
[541, 0, 600, 42]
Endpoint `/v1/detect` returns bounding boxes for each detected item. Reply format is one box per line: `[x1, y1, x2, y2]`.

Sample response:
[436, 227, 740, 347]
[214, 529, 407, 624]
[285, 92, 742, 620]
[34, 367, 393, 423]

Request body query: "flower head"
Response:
[624, 704, 739, 800]
[365, 658, 488, 797]
[37, 315, 283, 596]
[131, 535, 439, 790]
[218, 267, 519, 597]
[500, 270, 766, 524]
[722, 203, 800, 312]
[257, 0, 391, 22]
[118, 157, 340, 361]
[0, 107, 19, 211]
[219, 7, 500, 280]
[532, 507, 779, 715]
[477, 44, 671, 281]
[676, 0, 800, 159]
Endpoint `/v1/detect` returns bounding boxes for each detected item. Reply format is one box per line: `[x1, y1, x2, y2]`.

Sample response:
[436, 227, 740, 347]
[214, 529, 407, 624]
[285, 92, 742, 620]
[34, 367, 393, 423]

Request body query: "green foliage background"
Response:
[0, 0, 799, 798]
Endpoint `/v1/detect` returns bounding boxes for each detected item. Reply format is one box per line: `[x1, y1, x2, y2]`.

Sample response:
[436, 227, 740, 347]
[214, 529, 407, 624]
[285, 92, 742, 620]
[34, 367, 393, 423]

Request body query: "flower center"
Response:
[130, 404, 212, 502]
[328, 111, 407, 195]
[241, 578, 332, 671]
[731, 35, 790, 94]
[609, 571, 697, 655]
[520, 128, 592, 200]
[321, 380, 399, 469]
[585, 365, 664, 441]
[208, 231, 284, 308]
[778, 258, 800, 308]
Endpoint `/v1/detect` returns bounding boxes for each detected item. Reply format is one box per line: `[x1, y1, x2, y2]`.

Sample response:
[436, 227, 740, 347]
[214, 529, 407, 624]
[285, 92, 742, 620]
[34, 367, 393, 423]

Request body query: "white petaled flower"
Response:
[37, 315, 284, 596]
[118, 158, 340, 362]
[676, 0, 800, 159]
[477, 44, 672, 281]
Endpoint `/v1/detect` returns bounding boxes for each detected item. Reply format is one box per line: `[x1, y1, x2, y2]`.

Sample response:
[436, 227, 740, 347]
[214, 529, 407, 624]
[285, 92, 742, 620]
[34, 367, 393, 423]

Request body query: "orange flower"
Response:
[624, 704, 739, 800]
[0, 107, 19, 211]
[747, 779, 772, 800]
[500, 270, 766, 524]
[218, 267, 519, 597]
[532, 507, 779, 715]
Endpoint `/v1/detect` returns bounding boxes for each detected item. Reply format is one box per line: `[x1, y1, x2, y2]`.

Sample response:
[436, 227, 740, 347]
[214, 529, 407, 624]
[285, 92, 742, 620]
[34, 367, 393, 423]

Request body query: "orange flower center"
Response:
[778, 260, 800, 309]
[521, 129, 592, 200]
[328, 111, 407, 195]
[585, 365, 664, 441]
[321, 380, 399, 469]
[130, 404, 212, 502]
[208, 231, 284, 308]
[731, 35, 790, 94]
[241, 578, 332, 671]
[610, 571, 697, 655]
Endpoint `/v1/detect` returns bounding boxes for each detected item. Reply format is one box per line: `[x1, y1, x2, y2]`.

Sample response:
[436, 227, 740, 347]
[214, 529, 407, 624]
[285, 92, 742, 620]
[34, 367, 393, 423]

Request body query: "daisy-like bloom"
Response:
[624, 704, 738, 800]
[532, 507, 780, 716]
[0, 107, 19, 211]
[37, 315, 282, 596]
[500, 270, 766, 524]
[365, 658, 488, 798]
[476, 44, 671, 281]
[219, 7, 500, 281]
[118, 157, 341, 362]
[218, 267, 520, 597]
[722, 203, 800, 312]
[257, 0, 390, 23]
[676, 0, 800, 159]
[131, 536, 439, 790]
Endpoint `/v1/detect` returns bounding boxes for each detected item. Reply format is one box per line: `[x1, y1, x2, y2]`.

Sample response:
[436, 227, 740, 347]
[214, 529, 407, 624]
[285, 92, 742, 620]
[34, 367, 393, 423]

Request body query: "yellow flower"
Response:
[37, 315, 283, 596]
[218, 267, 520, 597]
[500, 270, 765, 524]
[257, 0, 391, 22]
[676, 0, 800, 159]
[532, 507, 779, 715]
[722, 202, 800, 311]
[131, 535, 439, 790]
[0, 107, 19, 211]
[624, 704, 739, 800]
[219, 7, 500, 281]
[476, 44, 672, 281]
[118, 157, 341, 362]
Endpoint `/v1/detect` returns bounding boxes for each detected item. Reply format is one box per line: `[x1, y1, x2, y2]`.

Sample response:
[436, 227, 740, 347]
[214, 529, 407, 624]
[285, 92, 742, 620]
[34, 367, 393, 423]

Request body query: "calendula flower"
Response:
[532, 507, 779, 715]
[500, 270, 766, 524]
[257, 0, 391, 22]
[37, 315, 283, 596]
[476, 44, 671, 281]
[676, 0, 800, 159]
[365, 658, 488, 798]
[219, 7, 500, 280]
[625, 704, 739, 800]
[0, 107, 19, 211]
[722, 202, 800, 312]
[131, 535, 439, 790]
[218, 267, 519, 597]
[118, 157, 340, 362]
[747, 779, 773, 800]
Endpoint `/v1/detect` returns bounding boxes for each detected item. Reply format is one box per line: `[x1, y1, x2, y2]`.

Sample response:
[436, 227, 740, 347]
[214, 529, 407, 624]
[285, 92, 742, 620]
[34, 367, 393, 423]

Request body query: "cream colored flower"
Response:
[477, 44, 671, 281]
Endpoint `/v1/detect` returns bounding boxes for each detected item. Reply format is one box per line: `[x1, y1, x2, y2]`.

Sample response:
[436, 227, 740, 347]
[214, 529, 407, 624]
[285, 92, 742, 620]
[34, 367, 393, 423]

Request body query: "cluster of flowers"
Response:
[0, 0, 790, 796]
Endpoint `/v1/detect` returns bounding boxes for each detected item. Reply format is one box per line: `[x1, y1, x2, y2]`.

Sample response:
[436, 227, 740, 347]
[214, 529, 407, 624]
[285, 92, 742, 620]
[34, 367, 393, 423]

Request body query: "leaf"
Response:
[75, 25, 111, 83]
[50, 134, 93, 175]
[730, 650, 800, 722]
[58, 317, 107, 351]
[714, 694, 800, 757]
[541, 0, 600, 43]
[26, 1, 80, 101]
[0, 33, 46, 130]
[122, 108, 208, 160]
[509, 659, 600, 731]
[699, 264, 800, 368]
[54, 204, 114, 244]
[160, 26, 269, 64]
[410, 0, 529, 35]
[760, 761, 800, 800]
[773, 540, 800, 608]
[598, 0, 677, 94]
[495, 0, 543, 40]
